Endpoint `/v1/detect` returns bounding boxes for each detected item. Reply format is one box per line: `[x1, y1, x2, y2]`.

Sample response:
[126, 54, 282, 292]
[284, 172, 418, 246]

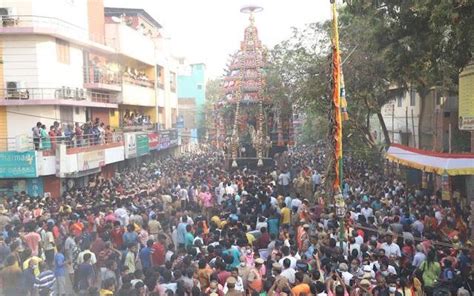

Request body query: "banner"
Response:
[77, 150, 105, 171]
[0, 151, 37, 178]
[27, 178, 44, 198]
[148, 132, 159, 150]
[459, 63, 474, 130]
[136, 134, 150, 156]
[124, 133, 137, 159]
[159, 130, 170, 150]
[169, 129, 179, 147]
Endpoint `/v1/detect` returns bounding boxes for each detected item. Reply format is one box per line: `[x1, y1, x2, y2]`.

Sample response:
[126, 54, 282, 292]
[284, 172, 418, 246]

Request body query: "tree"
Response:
[347, 0, 474, 148]
[268, 10, 396, 150]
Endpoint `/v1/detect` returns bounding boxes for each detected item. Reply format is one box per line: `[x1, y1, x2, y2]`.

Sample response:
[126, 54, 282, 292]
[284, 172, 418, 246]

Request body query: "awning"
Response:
[386, 144, 474, 176]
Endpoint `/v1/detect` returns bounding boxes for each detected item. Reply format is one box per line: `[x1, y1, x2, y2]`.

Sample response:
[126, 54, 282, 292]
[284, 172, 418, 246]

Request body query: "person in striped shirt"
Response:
[34, 262, 56, 296]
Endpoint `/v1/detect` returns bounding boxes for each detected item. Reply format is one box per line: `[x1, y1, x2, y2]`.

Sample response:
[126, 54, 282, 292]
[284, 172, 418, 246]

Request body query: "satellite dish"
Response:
[111, 16, 121, 23]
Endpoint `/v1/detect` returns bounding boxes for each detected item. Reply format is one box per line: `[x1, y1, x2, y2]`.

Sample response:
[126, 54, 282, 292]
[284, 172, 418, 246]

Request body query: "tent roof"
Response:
[386, 144, 474, 176]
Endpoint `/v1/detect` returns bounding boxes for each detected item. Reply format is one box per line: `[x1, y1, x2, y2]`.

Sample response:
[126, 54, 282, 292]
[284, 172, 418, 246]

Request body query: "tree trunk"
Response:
[376, 111, 391, 146]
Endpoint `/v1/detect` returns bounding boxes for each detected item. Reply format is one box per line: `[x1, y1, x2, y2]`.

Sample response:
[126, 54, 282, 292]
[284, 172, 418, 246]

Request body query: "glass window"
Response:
[397, 95, 403, 107]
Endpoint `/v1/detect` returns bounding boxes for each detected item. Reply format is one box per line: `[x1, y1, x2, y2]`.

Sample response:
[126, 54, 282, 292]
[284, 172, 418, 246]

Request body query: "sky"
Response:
[105, 0, 332, 79]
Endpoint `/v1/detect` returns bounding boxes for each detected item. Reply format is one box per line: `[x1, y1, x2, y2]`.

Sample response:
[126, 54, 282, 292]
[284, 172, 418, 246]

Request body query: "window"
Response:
[170, 71, 176, 92]
[397, 95, 403, 107]
[409, 88, 416, 106]
[56, 38, 70, 64]
[197, 84, 203, 90]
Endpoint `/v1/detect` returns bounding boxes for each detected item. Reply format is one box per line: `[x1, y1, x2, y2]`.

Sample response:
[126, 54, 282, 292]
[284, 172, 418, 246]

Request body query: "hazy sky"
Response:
[105, 0, 331, 79]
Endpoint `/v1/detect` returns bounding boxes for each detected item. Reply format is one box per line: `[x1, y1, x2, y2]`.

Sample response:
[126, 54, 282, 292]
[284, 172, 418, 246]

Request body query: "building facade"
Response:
[177, 61, 206, 142]
[0, 0, 180, 198]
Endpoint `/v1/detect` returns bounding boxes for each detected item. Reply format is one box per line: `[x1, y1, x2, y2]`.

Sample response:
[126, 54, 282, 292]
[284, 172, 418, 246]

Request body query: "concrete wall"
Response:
[87, 0, 105, 44]
[6, 105, 60, 138]
[2, 35, 84, 89]
[105, 23, 155, 65]
[121, 83, 156, 107]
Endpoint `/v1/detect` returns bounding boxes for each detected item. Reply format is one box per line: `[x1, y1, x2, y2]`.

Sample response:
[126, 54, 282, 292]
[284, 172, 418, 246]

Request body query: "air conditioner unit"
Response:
[62, 87, 73, 99]
[5, 81, 26, 99]
[0, 8, 18, 27]
[78, 88, 86, 100]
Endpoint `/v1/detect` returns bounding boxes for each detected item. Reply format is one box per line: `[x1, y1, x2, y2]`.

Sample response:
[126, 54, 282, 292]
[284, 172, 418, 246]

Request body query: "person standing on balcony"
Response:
[48, 126, 56, 152]
[40, 124, 51, 150]
[75, 122, 83, 147]
[32, 122, 42, 150]
[98, 122, 106, 144]
[105, 125, 113, 144]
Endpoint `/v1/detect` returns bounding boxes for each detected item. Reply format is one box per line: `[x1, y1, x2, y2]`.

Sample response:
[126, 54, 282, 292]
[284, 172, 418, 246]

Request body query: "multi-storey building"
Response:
[0, 0, 180, 197]
[177, 60, 206, 143]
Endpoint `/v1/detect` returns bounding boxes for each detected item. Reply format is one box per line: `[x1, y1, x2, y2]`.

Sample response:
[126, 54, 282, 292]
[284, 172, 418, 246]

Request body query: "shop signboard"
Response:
[159, 130, 170, 150]
[0, 151, 37, 178]
[169, 129, 179, 147]
[148, 132, 159, 150]
[136, 134, 150, 156]
[124, 133, 137, 158]
[77, 149, 105, 171]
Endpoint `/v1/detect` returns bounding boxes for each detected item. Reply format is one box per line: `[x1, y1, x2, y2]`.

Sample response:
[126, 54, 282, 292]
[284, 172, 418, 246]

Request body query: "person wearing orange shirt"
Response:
[291, 271, 310, 296]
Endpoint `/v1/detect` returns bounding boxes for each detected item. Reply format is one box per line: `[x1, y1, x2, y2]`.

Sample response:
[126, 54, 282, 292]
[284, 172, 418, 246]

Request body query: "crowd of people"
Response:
[122, 113, 152, 128]
[0, 145, 472, 296]
[32, 118, 115, 151]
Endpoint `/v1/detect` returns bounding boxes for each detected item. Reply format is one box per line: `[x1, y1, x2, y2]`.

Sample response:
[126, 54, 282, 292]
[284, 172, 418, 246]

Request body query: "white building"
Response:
[372, 88, 421, 148]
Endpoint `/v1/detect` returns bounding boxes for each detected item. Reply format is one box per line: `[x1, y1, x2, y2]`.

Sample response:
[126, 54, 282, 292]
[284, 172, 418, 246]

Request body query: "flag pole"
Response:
[330, 0, 346, 250]
[331, 0, 343, 192]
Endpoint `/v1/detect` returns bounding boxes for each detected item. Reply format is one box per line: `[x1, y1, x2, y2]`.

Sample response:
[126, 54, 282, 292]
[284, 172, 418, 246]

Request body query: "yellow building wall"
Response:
[109, 110, 120, 129]
[145, 107, 157, 123]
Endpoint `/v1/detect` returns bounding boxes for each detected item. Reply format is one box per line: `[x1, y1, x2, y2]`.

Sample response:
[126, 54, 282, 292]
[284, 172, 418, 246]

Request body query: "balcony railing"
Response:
[83, 66, 121, 86]
[0, 132, 123, 152]
[120, 123, 156, 132]
[123, 76, 155, 89]
[0, 14, 104, 45]
[0, 88, 119, 104]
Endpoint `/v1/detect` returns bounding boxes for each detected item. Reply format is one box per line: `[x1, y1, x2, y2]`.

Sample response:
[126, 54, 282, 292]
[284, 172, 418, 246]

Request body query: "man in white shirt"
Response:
[280, 258, 296, 284]
[278, 171, 291, 195]
[381, 233, 401, 258]
[279, 246, 297, 269]
[338, 263, 353, 286]
[360, 203, 374, 220]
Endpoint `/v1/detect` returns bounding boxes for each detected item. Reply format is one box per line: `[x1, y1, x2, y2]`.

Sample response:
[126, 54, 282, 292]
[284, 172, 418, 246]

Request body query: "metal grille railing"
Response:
[0, 87, 119, 104]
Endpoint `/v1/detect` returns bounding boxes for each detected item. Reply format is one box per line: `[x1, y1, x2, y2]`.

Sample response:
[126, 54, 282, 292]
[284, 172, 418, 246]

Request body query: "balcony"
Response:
[0, 87, 119, 107]
[83, 66, 122, 92]
[121, 78, 156, 106]
[0, 15, 112, 52]
[105, 23, 155, 65]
